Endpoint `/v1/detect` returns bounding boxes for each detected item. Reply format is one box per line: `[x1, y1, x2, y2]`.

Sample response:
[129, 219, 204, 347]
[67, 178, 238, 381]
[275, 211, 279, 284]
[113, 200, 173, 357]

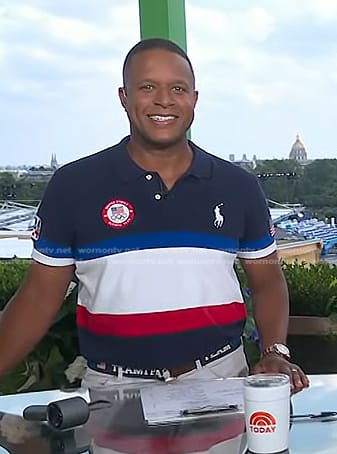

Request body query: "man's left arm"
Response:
[240, 252, 309, 393]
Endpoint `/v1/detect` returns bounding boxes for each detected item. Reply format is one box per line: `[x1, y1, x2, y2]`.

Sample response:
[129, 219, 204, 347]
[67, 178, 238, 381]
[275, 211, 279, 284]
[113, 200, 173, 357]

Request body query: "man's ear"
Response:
[118, 87, 127, 109]
[193, 90, 199, 108]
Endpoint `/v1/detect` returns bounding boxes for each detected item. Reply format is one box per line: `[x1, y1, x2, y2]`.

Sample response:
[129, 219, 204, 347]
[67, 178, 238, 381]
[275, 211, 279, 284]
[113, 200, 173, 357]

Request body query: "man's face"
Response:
[119, 48, 198, 148]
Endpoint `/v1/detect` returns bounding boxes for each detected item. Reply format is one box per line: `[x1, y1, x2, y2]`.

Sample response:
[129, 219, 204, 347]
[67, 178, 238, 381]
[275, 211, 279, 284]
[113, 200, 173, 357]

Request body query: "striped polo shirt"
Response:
[31, 136, 276, 369]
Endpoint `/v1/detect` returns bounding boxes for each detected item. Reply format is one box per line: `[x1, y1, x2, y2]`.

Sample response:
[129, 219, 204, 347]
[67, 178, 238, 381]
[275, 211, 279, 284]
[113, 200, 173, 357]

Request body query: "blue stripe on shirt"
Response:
[73, 232, 238, 260]
[238, 234, 274, 252]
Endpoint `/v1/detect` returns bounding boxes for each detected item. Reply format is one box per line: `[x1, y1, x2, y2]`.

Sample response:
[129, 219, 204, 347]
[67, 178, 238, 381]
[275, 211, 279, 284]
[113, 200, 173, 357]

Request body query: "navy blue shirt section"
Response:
[33, 136, 275, 368]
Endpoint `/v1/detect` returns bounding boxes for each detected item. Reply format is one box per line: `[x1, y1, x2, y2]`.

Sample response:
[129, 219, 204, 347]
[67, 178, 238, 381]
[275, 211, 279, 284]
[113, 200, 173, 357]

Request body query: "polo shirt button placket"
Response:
[144, 173, 163, 201]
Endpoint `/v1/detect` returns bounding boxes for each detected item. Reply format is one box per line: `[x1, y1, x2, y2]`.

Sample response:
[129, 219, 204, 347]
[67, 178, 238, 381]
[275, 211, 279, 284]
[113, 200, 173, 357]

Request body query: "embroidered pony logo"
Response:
[213, 203, 224, 228]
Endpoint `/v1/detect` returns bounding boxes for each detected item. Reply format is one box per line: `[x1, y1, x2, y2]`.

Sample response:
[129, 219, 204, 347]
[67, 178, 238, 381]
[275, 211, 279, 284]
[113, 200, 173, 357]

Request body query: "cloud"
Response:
[5, 4, 108, 47]
[242, 0, 337, 22]
[0, 0, 140, 100]
[186, 1, 337, 108]
[1, 0, 337, 164]
[3, 1, 140, 48]
[185, 0, 337, 160]
[185, 4, 280, 106]
[186, 3, 275, 62]
[309, 0, 337, 22]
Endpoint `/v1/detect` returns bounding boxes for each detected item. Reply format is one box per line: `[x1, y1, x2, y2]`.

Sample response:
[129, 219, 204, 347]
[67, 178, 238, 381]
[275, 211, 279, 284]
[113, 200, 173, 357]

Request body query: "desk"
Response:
[0, 375, 336, 454]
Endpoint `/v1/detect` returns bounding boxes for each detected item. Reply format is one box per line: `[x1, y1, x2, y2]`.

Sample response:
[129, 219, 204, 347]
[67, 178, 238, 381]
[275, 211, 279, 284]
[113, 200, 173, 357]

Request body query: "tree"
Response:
[0, 173, 48, 205]
[254, 160, 302, 204]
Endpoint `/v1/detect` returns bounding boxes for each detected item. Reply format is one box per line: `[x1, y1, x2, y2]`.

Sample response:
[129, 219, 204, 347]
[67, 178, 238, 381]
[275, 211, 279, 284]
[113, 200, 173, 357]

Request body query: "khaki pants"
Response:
[82, 345, 248, 391]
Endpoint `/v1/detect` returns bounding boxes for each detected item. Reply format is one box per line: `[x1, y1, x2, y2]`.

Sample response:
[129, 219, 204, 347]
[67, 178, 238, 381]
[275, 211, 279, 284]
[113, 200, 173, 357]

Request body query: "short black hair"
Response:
[122, 38, 195, 87]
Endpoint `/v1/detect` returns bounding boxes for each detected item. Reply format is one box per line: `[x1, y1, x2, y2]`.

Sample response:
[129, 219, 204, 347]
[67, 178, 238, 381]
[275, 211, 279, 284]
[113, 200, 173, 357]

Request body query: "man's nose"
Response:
[153, 87, 175, 107]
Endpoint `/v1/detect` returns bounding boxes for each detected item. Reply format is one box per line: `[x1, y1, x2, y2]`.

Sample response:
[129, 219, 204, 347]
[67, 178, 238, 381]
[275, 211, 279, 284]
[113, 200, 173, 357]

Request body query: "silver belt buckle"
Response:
[162, 369, 176, 383]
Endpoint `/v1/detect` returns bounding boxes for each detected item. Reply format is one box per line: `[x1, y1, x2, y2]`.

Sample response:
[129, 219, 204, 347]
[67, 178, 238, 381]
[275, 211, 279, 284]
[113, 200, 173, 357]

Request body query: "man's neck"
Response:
[127, 137, 193, 189]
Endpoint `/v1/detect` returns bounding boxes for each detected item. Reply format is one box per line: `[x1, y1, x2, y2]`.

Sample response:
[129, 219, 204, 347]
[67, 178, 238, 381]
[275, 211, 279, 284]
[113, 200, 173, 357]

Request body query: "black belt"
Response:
[88, 339, 241, 382]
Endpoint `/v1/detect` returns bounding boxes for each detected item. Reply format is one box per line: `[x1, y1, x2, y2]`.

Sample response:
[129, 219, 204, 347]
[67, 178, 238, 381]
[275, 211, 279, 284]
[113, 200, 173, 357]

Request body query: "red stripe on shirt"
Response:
[76, 302, 246, 337]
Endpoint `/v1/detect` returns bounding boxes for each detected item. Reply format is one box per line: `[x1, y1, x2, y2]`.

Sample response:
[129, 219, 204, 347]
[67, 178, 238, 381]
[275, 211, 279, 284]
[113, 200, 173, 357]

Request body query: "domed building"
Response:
[289, 134, 307, 161]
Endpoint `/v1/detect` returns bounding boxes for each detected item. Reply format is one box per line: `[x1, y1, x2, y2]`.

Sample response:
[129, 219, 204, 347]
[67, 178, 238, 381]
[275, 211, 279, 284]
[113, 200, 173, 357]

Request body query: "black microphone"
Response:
[23, 404, 48, 421]
[23, 397, 112, 431]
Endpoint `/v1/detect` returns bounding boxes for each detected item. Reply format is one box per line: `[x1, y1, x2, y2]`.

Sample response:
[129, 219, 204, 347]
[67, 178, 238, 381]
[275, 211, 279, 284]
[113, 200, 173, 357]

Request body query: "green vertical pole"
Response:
[138, 0, 191, 137]
[138, 0, 187, 52]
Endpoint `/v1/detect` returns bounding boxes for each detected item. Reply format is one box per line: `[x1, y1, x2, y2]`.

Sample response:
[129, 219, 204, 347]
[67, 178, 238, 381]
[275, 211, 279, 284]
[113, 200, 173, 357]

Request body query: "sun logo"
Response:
[249, 411, 277, 433]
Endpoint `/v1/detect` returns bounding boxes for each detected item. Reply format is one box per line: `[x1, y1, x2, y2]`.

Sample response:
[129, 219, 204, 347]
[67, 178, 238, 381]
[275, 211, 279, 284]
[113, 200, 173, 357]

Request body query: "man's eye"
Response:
[141, 84, 153, 91]
[173, 86, 185, 93]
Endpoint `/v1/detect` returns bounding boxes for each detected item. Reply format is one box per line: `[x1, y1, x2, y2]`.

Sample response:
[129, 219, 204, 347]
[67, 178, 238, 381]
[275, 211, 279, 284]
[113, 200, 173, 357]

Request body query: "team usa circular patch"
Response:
[101, 199, 135, 229]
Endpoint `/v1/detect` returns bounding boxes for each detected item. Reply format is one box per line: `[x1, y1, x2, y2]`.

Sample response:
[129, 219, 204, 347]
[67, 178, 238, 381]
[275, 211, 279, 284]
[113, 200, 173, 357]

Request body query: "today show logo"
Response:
[249, 411, 277, 433]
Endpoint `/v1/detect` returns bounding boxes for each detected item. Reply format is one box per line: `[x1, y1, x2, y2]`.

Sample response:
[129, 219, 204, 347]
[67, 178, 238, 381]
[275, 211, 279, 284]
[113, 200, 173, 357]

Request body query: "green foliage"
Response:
[255, 159, 303, 204]
[15, 180, 48, 205]
[237, 260, 337, 319]
[299, 159, 337, 209]
[236, 260, 337, 364]
[254, 159, 337, 219]
[0, 261, 78, 394]
[0, 172, 48, 204]
[282, 261, 337, 317]
[0, 260, 30, 309]
[25, 284, 79, 390]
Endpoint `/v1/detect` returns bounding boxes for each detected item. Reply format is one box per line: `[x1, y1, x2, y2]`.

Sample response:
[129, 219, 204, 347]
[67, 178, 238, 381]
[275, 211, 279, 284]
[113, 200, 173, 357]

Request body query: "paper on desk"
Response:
[140, 378, 244, 425]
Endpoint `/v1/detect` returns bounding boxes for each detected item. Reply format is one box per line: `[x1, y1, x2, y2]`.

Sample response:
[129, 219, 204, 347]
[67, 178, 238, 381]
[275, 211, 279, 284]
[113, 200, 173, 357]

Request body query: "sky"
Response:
[1, 0, 337, 166]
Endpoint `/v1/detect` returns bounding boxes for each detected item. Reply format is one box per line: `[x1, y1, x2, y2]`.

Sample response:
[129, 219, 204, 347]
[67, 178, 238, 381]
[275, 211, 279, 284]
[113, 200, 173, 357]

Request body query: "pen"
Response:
[291, 411, 337, 421]
[181, 404, 239, 416]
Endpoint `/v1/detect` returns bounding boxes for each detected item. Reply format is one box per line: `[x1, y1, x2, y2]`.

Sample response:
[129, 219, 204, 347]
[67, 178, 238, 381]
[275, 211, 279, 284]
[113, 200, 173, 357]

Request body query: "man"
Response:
[0, 38, 308, 393]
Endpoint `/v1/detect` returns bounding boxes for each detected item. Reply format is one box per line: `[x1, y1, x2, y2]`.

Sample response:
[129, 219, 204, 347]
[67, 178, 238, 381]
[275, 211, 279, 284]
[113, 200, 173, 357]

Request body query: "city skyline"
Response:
[1, 0, 337, 165]
[0, 133, 310, 168]
[0, 132, 315, 169]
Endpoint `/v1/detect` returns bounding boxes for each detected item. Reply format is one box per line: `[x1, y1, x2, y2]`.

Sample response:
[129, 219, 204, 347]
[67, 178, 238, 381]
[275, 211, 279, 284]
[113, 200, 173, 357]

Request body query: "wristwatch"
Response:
[263, 343, 290, 360]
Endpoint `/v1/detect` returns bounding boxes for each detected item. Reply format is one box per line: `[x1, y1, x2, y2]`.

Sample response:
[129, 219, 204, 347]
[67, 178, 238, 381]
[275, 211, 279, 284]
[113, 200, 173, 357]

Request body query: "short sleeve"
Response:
[237, 174, 276, 259]
[31, 168, 75, 266]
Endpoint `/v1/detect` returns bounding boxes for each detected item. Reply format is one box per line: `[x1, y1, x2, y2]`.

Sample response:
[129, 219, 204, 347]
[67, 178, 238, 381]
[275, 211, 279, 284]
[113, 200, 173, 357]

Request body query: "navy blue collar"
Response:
[111, 136, 213, 182]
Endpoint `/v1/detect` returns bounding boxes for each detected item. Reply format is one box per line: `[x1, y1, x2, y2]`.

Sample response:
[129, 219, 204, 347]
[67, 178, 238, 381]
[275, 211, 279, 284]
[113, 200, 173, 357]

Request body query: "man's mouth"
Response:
[148, 115, 177, 123]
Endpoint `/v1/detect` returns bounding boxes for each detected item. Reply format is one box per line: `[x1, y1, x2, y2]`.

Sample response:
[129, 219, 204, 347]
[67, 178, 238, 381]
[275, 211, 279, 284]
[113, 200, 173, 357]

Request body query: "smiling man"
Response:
[0, 39, 309, 393]
[121, 44, 196, 149]
[119, 42, 198, 190]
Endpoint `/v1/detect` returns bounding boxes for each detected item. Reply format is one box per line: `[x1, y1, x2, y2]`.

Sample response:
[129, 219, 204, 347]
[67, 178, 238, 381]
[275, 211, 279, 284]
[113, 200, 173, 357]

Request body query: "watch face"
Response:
[275, 344, 290, 356]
